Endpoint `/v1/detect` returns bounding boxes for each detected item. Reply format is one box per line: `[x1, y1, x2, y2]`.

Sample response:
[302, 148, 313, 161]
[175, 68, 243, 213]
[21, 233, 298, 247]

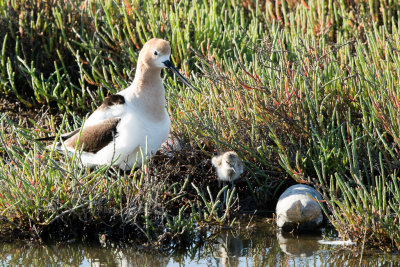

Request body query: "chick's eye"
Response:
[154, 51, 158, 56]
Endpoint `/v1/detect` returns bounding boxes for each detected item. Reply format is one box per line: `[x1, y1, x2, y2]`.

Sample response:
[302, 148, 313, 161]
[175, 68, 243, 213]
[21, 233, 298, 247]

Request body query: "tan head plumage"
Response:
[138, 38, 172, 69]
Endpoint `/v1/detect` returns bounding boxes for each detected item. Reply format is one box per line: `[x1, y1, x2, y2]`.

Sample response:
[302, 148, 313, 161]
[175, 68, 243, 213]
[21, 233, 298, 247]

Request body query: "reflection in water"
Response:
[0, 219, 399, 266]
[0, 242, 170, 266]
[213, 231, 243, 267]
[88, 248, 170, 267]
[277, 231, 321, 257]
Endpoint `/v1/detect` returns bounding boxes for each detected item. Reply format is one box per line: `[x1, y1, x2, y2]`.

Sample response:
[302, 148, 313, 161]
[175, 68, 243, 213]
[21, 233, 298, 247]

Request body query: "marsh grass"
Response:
[1, 0, 400, 250]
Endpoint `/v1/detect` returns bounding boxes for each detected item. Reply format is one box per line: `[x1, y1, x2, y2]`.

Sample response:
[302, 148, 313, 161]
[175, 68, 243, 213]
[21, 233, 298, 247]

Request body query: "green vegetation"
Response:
[1, 0, 400, 251]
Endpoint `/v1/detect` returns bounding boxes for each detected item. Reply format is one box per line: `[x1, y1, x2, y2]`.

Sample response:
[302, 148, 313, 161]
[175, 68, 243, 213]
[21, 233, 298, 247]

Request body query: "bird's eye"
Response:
[154, 51, 158, 56]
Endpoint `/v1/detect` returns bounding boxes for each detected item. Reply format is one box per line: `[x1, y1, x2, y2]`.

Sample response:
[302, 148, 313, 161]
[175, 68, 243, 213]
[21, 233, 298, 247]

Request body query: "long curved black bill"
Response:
[163, 60, 200, 93]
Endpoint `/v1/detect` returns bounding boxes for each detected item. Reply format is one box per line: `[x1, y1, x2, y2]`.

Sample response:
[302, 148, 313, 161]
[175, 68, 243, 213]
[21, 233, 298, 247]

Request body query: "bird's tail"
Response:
[35, 128, 81, 142]
[35, 136, 56, 141]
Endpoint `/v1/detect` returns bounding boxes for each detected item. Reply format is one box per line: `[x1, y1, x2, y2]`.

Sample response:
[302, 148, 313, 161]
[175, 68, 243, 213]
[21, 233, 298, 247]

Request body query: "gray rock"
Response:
[276, 184, 323, 231]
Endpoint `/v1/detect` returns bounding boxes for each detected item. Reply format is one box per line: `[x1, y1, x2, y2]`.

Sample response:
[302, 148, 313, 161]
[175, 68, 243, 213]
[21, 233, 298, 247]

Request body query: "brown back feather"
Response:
[64, 118, 121, 153]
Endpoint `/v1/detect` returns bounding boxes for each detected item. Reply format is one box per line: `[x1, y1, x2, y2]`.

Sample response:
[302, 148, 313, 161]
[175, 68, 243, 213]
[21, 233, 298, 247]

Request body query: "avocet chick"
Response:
[212, 151, 243, 205]
[212, 151, 243, 187]
[36, 38, 198, 170]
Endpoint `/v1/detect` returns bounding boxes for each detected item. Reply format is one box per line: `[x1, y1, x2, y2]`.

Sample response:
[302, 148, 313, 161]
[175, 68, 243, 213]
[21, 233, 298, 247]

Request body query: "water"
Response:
[0, 219, 399, 266]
